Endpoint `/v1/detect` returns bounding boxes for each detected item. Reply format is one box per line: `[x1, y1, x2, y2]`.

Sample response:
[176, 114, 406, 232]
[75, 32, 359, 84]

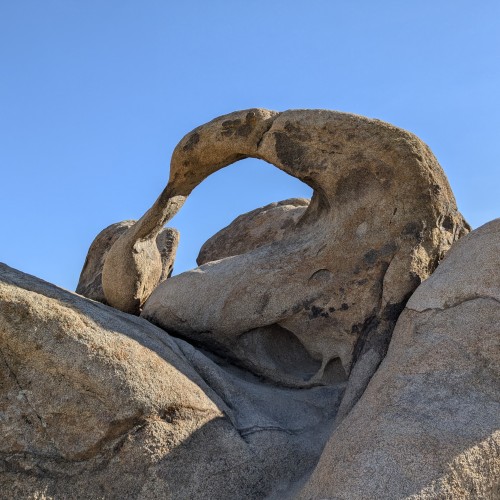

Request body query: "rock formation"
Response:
[101, 109, 278, 315]
[0, 262, 343, 498]
[77, 221, 179, 305]
[298, 218, 500, 499]
[1, 219, 498, 498]
[141, 109, 469, 397]
[197, 198, 309, 265]
[1, 109, 497, 499]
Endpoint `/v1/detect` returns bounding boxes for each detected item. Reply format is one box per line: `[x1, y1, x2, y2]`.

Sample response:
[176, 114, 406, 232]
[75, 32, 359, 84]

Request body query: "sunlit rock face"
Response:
[141, 109, 469, 396]
[196, 198, 310, 266]
[3, 110, 495, 499]
[76, 220, 179, 305]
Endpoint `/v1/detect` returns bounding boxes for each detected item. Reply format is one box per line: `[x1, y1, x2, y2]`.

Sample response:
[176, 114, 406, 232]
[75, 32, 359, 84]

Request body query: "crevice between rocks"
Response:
[407, 295, 500, 314]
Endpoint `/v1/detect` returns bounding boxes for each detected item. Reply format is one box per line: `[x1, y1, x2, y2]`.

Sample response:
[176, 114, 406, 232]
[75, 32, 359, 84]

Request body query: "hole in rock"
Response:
[167, 158, 312, 275]
[322, 357, 348, 385]
[234, 324, 326, 387]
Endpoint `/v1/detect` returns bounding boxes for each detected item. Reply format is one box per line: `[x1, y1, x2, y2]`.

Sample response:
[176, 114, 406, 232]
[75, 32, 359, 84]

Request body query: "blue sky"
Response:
[1, 1, 499, 290]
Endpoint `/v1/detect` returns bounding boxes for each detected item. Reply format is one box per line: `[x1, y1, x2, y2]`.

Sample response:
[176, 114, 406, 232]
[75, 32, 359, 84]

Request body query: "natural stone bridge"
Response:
[1, 110, 497, 499]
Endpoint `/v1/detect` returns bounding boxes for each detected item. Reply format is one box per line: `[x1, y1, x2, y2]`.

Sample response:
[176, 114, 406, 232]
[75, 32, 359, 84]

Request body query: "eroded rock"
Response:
[0, 263, 342, 498]
[77, 221, 179, 305]
[298, 219, 500, 499]
[101, 109, 277, 314]
[140, 109, 469, 393]
[3, 108, 496, 498]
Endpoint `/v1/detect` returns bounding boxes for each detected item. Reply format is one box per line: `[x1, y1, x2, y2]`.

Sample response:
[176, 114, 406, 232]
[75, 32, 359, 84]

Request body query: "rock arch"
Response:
[101, 108, 468, 390]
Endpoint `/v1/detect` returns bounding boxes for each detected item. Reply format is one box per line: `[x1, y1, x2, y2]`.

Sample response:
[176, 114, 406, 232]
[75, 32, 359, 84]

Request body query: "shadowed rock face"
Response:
[137, 109, 469, 393]
[0, 263, 343, 498]
[77, 221, 179, 305]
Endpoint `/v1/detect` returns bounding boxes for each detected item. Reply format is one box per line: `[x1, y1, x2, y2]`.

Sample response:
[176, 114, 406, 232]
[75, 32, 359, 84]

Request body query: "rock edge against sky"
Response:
[1, 110, 498, 499]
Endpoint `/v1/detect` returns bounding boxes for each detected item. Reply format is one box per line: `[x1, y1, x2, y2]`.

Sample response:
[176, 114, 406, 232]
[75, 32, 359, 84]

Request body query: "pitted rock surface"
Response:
[299, 219, 500, 499]
[139, 109, 469, 394]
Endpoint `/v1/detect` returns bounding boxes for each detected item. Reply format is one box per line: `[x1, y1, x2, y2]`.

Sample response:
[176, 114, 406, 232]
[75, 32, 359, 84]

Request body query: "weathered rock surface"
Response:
[0, 263, 343, 499]
[101, 109, 278, 315]
[197, 198, 309, 265]
[76, 221, 179, 305]
[298, 218, 500, 499]
[5, 108, 494, 498]
[142, 109, 469, 395]
[1, 220, 498, 498]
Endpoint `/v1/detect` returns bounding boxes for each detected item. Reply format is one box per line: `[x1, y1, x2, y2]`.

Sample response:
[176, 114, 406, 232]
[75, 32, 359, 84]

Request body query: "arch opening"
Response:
[167, 157, 313, 275]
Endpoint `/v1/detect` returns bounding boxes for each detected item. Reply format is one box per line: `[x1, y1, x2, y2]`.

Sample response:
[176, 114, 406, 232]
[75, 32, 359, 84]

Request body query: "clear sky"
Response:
[1, 1, 499, 291]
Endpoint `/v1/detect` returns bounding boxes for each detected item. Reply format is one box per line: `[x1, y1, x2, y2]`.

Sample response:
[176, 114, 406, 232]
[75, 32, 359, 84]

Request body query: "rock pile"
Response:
[0, 109, 497, 499]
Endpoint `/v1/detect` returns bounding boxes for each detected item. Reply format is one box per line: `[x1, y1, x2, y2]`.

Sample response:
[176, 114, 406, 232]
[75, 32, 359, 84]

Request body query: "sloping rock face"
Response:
[298, 218, 500, 499]
[76, 221, 179, 305]
[0, 263, 343, 498]
[197, 198, 309, 265]
[142, 109, 469, 396]
[1, 221, 498, 498]
[3, 108, 494, 498]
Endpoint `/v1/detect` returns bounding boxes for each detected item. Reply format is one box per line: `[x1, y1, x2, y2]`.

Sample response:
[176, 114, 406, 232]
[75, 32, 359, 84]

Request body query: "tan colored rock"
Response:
[197, 198, 309, 265]
[406, 216, 500, 310]
[3, 106, 494, 498]
[3, 216, 497, 498]
[101, 109, 277, 314]
[298, 219, 500, 499]
[76, 220, 179, 305]
[142, 109, 469, 393]
[0, 263, 220, 462]
[0, 263, 342, 498]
